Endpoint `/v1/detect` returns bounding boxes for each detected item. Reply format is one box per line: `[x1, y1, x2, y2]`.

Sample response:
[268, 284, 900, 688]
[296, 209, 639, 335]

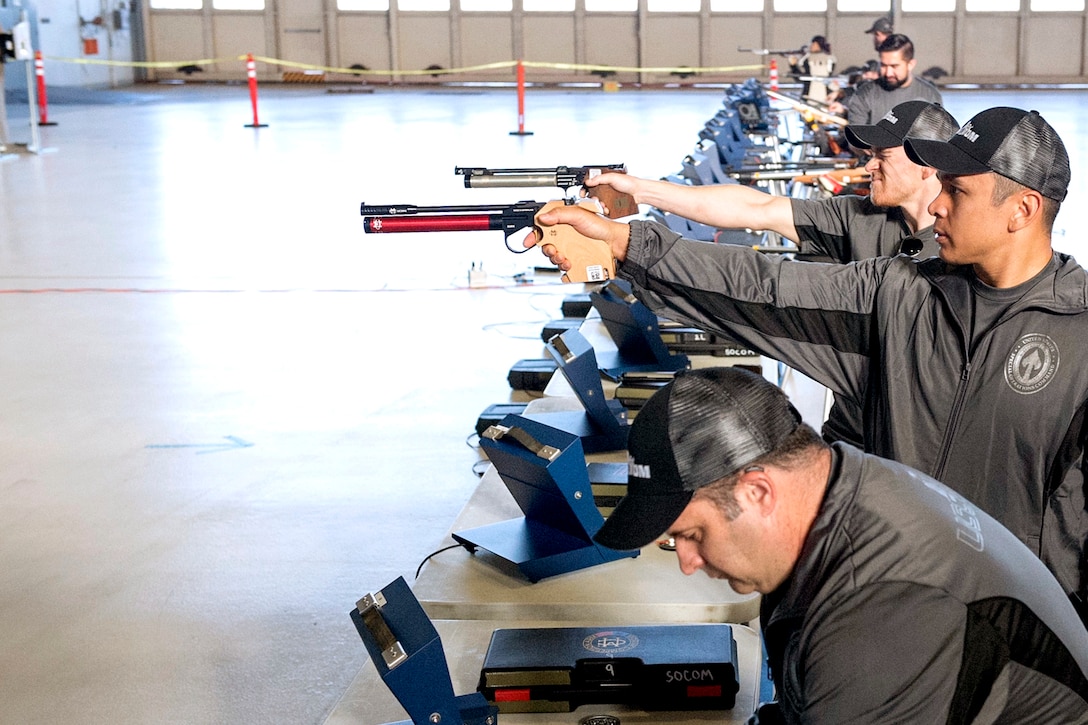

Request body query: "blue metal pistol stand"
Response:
[590, 279, 689, 381]
[527, 328, 629, 454]
[455, 414, 639, 582]
[350, 576, 499, 725]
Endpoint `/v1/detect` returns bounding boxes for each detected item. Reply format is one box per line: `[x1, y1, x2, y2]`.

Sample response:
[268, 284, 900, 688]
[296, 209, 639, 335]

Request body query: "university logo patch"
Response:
[1004, 333, 1059, 394]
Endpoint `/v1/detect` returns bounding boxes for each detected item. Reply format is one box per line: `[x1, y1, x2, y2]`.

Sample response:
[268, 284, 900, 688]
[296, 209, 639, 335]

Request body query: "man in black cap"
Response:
[527, 106, 1088, 625]
[581, 99, 958, 448]
[595, 367, 1088, 723]
[864, 15, 893, 51]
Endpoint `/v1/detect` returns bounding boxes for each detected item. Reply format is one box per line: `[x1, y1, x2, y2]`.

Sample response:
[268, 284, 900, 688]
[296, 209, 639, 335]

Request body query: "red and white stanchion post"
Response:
[244, 53, 268, 128]
[509, 59, 533, 136]
[34, 51, 57, 127]
[769, 58, 779, 91]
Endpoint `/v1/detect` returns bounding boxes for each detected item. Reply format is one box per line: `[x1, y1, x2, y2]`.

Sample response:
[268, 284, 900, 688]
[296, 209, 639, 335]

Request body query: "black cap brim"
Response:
[844, 123, 902, 150]
[904, 137, 993, 175]
[593, 488, 693, 551]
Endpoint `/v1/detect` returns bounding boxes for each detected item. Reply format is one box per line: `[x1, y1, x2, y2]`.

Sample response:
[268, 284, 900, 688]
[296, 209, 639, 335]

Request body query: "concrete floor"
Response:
[1, 82, 1086, 724]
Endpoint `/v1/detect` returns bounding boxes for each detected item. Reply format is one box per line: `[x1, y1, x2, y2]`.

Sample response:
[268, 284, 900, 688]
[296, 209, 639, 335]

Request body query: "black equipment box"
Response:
[479, 624, 739, 713]
[541, 317, 583, 342]
[561, 293, 594, 318]
[476, 402, 529, 437]
[507, 357, 558, 391]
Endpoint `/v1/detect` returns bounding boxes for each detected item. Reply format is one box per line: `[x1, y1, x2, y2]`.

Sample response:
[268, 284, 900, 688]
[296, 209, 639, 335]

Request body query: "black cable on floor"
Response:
[415, 543, 463, 579]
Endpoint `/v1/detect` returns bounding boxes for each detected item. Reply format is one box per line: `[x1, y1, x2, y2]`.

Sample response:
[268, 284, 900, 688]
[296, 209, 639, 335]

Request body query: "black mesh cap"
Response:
[844, 101, 958, 150]
[865, 16, 893, 34]
[904, 107, 1070, 202]
[593, 368, 802, 552]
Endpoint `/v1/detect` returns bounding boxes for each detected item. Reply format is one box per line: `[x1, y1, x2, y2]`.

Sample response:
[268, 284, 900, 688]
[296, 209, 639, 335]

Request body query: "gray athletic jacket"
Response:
[792, 194, 939, 262]
[845, 75, 943, 125]
[762, 443, 1088, 724]
[620, 220, 1088, 610]
[792, 195, 939, 447]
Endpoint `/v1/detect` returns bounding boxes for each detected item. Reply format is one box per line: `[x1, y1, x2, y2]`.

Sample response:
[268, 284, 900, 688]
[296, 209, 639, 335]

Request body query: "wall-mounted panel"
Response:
[705, 15, 765, 80]
[337, 15, 393, 81]
[213, 14, 268, 76]
[583, 14, 639, 81]
[962, 15, 1019, 77]
[397, 14, 452, 77]
[277, 0, 328, 68]
[834, 16, 884, 71]
[1024, 15, 1083, 76]
[643, 15, 700, 83]
[522, 13, 575, 83]
[897, 15, 955, 79]
[148, 13, 207, 81]
[460, 14, 514, 78]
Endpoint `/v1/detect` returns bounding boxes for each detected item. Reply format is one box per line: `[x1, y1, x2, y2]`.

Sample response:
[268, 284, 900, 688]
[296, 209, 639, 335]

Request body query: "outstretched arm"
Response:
[587, 172, 800, 241]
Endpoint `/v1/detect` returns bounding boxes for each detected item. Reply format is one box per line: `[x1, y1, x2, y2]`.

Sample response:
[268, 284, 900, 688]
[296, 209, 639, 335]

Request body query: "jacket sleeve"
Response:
[792, 196, 854, 262]
[618, 220, 887, 401]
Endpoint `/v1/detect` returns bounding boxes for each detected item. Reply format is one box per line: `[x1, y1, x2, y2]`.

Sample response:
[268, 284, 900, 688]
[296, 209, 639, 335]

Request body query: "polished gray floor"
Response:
[1, 82, 1086, 724]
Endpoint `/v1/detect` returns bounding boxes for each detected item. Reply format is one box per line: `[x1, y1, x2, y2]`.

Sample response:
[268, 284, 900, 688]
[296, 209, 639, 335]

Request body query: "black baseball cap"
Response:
[593, 368, 802, 552]
[865, 16, 893, 34]
[904, 107, 1070, 202]
[844, 100, 959, 150]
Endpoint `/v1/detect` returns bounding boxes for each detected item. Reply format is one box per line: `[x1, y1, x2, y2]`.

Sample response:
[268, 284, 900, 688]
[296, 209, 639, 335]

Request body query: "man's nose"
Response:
[675, 542, 702, 576]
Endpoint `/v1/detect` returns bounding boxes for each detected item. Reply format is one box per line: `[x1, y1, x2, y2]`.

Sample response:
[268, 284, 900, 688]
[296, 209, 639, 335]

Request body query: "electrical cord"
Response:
[415, 543, 464, 579]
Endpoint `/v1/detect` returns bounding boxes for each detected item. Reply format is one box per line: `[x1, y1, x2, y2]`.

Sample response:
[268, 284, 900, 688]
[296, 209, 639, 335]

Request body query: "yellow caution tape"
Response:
[521, 60, 766, 74]
[42, 54, 768, 78]
[43, 56, 232, 68]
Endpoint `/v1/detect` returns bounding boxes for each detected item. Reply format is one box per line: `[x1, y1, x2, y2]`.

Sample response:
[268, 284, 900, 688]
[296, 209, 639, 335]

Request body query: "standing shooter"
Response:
[584, 99, 959, 446]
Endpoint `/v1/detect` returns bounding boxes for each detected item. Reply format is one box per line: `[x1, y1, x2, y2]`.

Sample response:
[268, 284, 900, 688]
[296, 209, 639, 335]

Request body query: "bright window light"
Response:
[213, 0, 263, 8]
[711, 0, 764, 9]
[966, 0, 1018, 8]
[461, 0, 511, 9]
[774, 0, 827, 10]
[338, 0, 389, 8]
[150, 0, 202, 8]
[585, 0, 637, 11]
[1031, 0, 1083, 8]
[649, 0, 700, 10]
[524, 0, 574, 8]
[837, 0, 889, 10]
[398, 0, 450, 9]
[902, 0, 954, 8]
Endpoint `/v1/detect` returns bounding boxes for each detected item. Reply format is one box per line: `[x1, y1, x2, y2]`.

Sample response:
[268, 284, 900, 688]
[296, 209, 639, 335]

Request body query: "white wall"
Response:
[3, 0, 137, 88]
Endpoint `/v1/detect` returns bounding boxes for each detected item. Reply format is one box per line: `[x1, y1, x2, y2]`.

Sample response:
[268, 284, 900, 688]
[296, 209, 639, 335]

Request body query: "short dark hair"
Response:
[810, 35, 831, 54]
[693, 424, 828, 520]
[877, 34, 915, 61]
[991, 173, 1061, 233]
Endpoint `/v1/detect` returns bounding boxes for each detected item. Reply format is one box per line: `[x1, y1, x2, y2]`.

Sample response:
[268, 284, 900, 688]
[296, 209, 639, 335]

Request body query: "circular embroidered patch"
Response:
[1005, 334, 1060, 394]
[582, 631, 639, 654]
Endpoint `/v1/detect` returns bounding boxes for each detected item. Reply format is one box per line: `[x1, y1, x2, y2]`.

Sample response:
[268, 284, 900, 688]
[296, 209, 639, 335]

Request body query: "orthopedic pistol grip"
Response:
[534, 200, 616, 284]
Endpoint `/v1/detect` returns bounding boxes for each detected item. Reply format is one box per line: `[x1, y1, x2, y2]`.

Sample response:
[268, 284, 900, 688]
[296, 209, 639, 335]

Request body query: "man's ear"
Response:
[1008, 188, 1044, 233]
[736, 467, 776, 516]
